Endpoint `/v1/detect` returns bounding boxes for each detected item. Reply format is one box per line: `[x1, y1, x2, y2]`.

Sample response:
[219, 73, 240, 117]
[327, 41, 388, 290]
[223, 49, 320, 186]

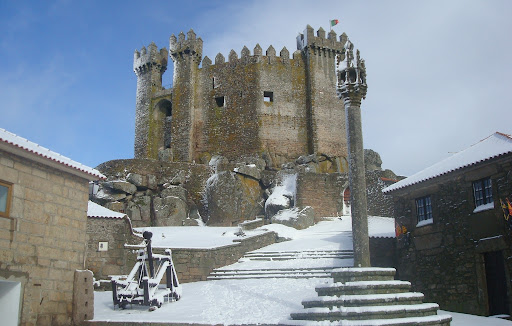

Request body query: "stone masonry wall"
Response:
[86, 218, 133, 279]
[296, 170, 395, 220]
[296, 172, 348, 219]
[392, 155, 512, 316]
[0, 149, 90, 326]
[119, 231, 277, 284]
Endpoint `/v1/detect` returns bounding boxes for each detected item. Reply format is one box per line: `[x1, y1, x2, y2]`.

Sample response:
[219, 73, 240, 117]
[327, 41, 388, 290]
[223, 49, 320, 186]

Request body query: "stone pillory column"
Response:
[133, 43, 168, 159]
[337, 41, 370, 267]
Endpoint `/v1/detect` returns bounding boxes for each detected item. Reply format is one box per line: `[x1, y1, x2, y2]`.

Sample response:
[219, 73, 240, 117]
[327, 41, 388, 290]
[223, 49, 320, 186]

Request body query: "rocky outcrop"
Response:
[271, 206, 315, 230]
[364, 149, 383, 171]
[90, 150, 399, 228]
[91, 159, 212, 227]
[204, 170, 264, 226]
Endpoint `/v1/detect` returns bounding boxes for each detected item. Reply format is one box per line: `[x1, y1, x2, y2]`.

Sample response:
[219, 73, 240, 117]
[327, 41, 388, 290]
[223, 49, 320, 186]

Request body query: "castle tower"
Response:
[169, 30, 203, 162]
[337, 42, 370, 267]
[297, 25, 348, 157]
[133, 43, 168, 159]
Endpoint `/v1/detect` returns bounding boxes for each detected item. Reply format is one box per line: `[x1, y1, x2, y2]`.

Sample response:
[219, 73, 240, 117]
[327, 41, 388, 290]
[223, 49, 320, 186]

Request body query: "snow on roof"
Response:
[87, 201, 126, 219]
[383, 132, 512, 193]
[0, 128, 105, 180]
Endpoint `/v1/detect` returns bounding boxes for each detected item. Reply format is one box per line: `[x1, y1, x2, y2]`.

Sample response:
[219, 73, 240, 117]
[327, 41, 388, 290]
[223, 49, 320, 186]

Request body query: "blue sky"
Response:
[1, 0, 511, 176]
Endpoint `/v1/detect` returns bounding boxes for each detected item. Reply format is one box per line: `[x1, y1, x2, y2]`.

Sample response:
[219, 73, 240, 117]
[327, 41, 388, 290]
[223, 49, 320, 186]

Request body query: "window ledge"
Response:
[416, 218, 433, 228]
[473, 202, 494, 213]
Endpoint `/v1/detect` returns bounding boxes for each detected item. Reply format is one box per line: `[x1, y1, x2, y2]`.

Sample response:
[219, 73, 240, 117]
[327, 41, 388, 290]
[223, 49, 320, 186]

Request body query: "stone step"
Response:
[302, 292, 425, 308]
[207, 273, 332, 280]
[248, 255, 353, 261]
[212, 266, 340, 273]
[280, 314, 452, 326]
[207, 268, 333, 280]
[244, 252, 353, 260]
[316, 280, 412, 296]
[290, 303, 440, 321]
[245, 250, 353, 257]
[332, 267, 396, 283]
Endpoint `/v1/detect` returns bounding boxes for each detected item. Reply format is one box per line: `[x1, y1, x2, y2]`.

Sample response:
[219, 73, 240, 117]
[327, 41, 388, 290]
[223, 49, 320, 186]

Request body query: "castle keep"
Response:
[134, 25, 349, 168]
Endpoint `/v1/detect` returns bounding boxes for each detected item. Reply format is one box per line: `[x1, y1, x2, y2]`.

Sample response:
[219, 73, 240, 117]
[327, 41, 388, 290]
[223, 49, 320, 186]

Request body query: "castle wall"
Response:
[296, 172, 348, 219]
[136, 26, 350, 166]
[306, 51, 347, 158]
[196, 56, 262, 161]
[257, 53, 309, 165]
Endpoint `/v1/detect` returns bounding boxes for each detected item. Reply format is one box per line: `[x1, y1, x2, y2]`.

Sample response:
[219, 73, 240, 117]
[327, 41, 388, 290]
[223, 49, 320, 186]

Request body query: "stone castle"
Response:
[134, 25, 350, 170]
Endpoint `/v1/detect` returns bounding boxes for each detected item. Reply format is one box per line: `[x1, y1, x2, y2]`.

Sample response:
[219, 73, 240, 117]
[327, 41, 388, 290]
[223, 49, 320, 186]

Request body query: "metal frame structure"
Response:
[111, 231, 181, 308]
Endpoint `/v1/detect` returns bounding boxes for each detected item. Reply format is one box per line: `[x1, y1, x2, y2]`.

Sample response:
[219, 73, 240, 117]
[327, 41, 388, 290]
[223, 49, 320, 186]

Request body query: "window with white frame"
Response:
[0, 180, 13, 218]
[473, 177, 493, 209]
[416, 195, 432, 225]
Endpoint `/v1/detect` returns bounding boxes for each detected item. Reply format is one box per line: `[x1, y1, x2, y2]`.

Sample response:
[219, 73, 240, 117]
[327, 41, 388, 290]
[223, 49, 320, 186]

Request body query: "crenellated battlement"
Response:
[133, 42, 168, 76]
[296, 25, 348, 57]
[169, 29, 203, 64]
[200, 44, 299, 69]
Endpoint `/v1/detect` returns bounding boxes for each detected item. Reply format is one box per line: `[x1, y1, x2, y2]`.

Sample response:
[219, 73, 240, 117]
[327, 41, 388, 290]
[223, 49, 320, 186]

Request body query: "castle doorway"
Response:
[343, 187, 351, 216]
[484, 251, 510, 316]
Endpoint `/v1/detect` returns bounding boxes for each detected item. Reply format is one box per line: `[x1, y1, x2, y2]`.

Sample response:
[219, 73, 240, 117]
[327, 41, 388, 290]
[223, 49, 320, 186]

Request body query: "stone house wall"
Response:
[391, 154, 512, 316]
[0, 149, 92, 326]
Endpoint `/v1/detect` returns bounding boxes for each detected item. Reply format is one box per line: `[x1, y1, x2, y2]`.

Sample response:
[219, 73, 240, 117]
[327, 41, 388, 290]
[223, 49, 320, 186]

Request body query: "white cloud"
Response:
[186, 0, 512, 176]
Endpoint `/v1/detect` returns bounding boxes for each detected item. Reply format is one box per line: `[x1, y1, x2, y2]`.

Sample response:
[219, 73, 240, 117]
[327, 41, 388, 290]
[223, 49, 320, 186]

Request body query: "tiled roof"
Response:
[87, 201, 125, 219]
[383, 132, 512, 193]
[0, 128, 105, 180]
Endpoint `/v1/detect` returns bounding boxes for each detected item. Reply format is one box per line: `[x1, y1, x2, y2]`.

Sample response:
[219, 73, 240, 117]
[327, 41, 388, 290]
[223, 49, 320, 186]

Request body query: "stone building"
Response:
[134, 25, 349, 169]
[0, 128, 105, 326]
[86, 201, 133, 281]
[383, 132, 512, 316]
[91, 25, 398, 228]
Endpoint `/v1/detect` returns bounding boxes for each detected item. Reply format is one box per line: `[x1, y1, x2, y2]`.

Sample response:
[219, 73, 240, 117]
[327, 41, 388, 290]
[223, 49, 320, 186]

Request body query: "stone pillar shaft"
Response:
[344, 99, 371, 267]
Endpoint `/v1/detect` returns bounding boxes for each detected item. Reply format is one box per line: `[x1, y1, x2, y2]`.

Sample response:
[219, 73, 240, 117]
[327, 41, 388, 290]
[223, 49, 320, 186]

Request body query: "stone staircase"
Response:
[281, 267, 452, 326]
[207, 249, 354, 280]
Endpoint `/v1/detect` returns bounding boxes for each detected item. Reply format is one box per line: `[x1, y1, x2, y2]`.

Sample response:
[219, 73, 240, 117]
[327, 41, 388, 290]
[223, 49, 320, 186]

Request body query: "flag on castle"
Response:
[330, 19, 339, 27]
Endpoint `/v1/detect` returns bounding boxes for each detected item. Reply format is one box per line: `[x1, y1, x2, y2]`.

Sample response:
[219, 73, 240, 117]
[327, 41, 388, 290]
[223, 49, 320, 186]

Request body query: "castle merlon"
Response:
[169, 30, 203, 63]
[133, 43, 168, 74]
[201, 44, 294, 69]
[296, 25, 347, 55]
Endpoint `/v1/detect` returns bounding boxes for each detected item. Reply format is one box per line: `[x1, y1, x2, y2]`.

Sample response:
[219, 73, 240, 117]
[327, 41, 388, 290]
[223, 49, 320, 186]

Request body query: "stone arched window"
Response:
[155, 99, 172, 149]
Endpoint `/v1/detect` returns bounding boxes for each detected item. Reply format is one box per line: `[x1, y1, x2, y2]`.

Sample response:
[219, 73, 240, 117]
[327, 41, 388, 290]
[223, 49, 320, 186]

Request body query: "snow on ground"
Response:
[94, 217, 511, 325]
[135, 226, 268, 249]
[438, 310, 512, 326]
[255, 217, 353, 252]
[94, 278, 330, 324]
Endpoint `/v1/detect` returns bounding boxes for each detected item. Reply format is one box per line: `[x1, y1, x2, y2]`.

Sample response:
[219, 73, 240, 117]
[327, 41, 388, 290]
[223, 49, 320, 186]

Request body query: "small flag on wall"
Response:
[330, 19, 339, 27]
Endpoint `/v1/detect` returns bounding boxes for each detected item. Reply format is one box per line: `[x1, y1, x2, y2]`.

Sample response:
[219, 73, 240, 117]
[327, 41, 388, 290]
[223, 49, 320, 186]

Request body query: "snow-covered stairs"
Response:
[207, 249, 354, 280]
[281, 267, 452, 326]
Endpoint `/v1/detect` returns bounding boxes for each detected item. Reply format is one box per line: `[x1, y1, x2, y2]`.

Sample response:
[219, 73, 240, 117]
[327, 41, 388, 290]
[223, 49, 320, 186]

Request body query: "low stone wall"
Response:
[369, 237, 396, 268]
[166, 231, 277, 283]
[119, 231, 278, 285]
